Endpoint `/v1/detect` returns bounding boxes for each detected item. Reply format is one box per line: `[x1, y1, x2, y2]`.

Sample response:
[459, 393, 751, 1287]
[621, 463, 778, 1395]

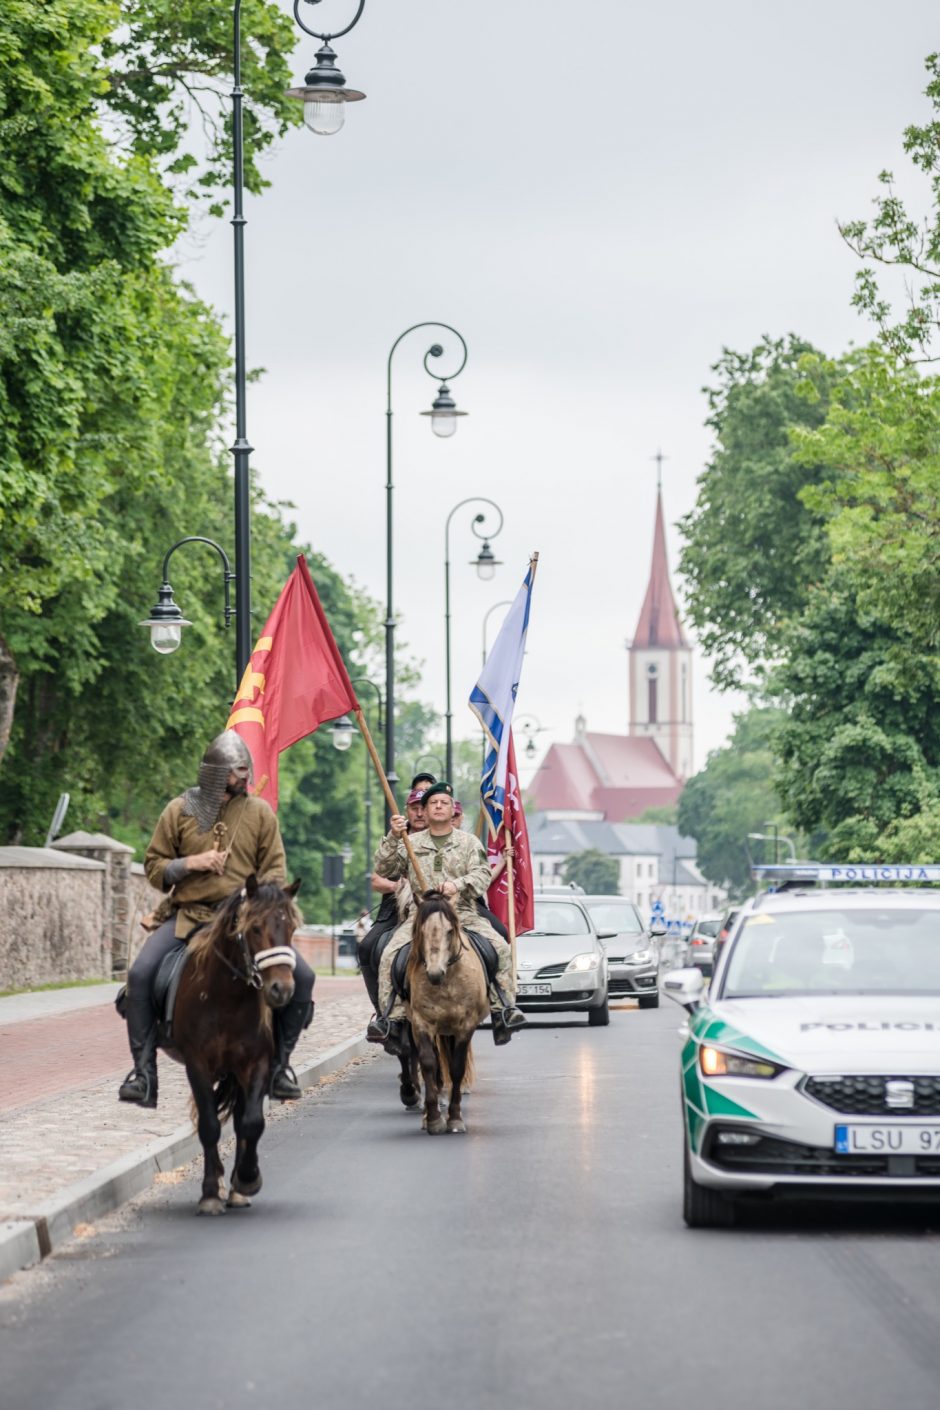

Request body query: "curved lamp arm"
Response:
[387, 322, 468, 409]
[293, 0, 366, 41]
[162, 537, 236, 628]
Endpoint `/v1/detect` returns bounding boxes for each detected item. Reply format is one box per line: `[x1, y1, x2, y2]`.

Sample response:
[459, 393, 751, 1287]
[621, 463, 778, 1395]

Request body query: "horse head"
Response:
[230, 875, 302, 1009]
[412, 890, 463, 987]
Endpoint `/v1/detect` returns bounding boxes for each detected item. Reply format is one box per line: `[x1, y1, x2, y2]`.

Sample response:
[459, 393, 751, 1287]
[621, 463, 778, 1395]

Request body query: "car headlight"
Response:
[565, 952, 599, 973]
[699, 1045, 784, 1079]
[624, 948, 653, 965]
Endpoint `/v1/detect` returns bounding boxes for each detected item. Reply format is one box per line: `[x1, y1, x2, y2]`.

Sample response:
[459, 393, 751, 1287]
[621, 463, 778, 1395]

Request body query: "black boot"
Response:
[118, 995, 158, 1107]
[491, 1005, 526, 1046]
[271, 998, 314, 1100]
[366, 1016, 406, 1058]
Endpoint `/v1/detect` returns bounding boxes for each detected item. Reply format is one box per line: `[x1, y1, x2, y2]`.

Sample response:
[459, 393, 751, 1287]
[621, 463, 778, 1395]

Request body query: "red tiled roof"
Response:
[527, 733, 682, 820]
[632, 490, 688, 650]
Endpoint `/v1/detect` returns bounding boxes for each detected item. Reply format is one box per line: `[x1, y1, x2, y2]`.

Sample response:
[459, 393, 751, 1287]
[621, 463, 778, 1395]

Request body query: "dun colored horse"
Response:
[406, 892, 489, 1134]
[165, 876, 301, 1214]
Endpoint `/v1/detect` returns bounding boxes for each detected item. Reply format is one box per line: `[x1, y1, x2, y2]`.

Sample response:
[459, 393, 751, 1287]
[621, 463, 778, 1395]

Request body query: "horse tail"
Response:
[435, 1036, 475, 1092]
[214, 1073, 240, 1122]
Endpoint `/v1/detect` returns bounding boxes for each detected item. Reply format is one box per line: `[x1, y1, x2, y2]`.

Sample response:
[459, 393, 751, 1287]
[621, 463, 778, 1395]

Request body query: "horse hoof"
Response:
[447, 1119, 466, 1134]
[400, 1085, 421, 1109]
[426, 1117, 447, 1135]
[226, 1191, 252, 1210]
[197, 1198, 226, 1216]
[234, 1174, 262, 1197]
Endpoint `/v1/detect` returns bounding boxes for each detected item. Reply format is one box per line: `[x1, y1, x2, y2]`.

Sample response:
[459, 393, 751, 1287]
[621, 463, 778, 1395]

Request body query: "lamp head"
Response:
[139, 584, 191, 656]
[286, 42, 366, 136]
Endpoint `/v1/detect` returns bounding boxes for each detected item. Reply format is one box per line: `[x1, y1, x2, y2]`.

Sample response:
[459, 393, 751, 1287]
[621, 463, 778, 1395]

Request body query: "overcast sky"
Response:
[175, 0, 938, 783]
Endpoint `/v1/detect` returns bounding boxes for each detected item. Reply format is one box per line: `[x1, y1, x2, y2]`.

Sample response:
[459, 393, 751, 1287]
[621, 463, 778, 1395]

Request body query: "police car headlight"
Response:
[566, 952, 599, 973]
[699, 1045, 784, 1079]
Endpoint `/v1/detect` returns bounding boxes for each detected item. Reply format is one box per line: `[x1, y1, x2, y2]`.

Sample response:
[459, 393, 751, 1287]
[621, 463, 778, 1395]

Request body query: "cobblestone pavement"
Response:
[0, 977, 374, 1218]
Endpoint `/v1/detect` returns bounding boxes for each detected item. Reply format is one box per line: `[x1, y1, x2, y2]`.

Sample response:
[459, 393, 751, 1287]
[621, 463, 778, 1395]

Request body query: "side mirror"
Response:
[648, 922, 667, 938]
[596, 930, 617, 941]
[662, 967, 705, 1012]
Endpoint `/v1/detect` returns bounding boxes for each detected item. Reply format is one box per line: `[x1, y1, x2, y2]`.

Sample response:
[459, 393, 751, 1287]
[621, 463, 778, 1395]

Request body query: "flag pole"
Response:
[503, 550, 539, 989]
[354, 707, 428, 893]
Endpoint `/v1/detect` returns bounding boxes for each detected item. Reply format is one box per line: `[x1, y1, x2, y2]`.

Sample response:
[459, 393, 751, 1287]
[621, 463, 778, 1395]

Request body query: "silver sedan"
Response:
[517, 896, 610, 1026]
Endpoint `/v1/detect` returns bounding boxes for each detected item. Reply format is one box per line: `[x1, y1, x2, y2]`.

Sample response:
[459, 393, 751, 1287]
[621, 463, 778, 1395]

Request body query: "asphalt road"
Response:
[2, 999, 940, 1410]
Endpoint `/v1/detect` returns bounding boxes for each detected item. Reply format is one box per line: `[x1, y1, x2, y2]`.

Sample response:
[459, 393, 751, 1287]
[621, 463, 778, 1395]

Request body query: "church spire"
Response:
[632, 486, 688, 650]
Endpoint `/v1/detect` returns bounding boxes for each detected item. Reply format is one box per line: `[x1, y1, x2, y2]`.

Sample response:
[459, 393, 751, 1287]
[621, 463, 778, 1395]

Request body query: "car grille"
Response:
[704, 1128, 940, 1178]
[534, 963, 568, 979]
[803, 1075, 940, 1116]
[609, 978, 637, 995]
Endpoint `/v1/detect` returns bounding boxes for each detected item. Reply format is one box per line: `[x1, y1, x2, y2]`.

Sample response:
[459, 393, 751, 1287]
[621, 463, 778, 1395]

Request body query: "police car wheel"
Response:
[637, 993, 659, 1010]
[683, 1145, 736, 1229]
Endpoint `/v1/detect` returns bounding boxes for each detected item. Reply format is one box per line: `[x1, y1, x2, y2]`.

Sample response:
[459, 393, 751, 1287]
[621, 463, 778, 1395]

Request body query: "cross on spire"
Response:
[652, 448, 668, 491]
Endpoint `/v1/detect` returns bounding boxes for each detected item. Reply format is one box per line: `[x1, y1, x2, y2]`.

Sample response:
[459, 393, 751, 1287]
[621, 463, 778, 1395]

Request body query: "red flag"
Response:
[225, 555, 360, 811]
[486, 732, 535, 934]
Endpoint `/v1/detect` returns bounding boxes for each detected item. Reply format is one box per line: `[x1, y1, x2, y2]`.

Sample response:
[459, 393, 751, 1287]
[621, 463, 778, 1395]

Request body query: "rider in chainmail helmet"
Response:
[118, 731, 315, 1108]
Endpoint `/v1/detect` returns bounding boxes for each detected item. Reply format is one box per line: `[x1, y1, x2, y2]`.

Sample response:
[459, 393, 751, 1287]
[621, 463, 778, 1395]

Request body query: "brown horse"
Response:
[164, 875, 301, 1214]
[406, 892, 489, 1135]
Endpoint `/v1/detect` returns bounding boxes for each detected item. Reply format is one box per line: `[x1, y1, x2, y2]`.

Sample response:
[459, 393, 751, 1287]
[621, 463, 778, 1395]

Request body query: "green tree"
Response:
[561, 849, 619, 895]
[839, 52, 940, 362]
[677, 709, 790, 893]
[677, 337, 837, 690]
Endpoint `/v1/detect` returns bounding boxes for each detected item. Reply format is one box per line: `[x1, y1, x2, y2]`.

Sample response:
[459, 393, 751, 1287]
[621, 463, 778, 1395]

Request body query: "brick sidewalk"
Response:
[0, 974, 375, 1218]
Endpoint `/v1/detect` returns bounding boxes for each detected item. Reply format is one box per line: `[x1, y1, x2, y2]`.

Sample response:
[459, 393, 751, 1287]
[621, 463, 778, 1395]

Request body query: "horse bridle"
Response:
[214, 909, 298, 990]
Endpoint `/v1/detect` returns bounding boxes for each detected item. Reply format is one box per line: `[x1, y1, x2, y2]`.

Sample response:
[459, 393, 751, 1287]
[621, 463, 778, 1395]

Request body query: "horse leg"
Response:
[225, 1087, 250, 1209]
[187, 1063, 225, 1215]
[398, 1025, 421, 1109]
[446, 1037, 470, 1134]
[230, 1065, 267, 1202]
[415, 1029, 445, 1134]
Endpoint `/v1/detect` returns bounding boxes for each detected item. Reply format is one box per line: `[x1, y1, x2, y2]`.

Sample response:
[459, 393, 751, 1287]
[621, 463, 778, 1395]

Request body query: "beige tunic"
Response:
[145, 794, 287, 938]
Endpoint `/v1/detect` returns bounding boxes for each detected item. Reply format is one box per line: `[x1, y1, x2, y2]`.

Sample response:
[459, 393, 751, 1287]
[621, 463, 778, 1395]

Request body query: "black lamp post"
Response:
[329, 677, 383, 905]
[444, 498, 504, 780]
[385, 323, 468, 798]
[514, 713, 546, 761]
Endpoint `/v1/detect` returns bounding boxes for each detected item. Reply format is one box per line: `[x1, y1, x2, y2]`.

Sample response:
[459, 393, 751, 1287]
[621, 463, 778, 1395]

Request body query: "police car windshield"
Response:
[529, 902, 590, 936]
[585, 902, 643, 935]
[723, 908, 940, 998]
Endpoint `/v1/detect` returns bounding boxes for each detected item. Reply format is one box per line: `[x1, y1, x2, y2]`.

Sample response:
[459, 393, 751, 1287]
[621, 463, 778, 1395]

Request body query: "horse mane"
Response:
[187, 881, 302, 981]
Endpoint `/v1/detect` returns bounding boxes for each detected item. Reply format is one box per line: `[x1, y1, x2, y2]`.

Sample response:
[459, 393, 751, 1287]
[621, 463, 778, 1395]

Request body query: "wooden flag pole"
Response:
[354, 708, 428, 893]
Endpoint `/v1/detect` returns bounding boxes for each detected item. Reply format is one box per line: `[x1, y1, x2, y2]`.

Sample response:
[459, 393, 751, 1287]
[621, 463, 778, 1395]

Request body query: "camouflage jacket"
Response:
[374, 826, 491, 920]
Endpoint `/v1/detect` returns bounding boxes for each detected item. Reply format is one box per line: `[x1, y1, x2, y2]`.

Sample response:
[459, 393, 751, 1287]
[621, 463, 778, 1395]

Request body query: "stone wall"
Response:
[0, 847, 108, 990]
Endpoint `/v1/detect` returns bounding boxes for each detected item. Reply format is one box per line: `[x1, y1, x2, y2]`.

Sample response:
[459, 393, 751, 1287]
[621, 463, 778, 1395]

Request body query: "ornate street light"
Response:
[140, 538, 233, 666]
[385, 323, 468, 797]
[330, 715, 355, 750]
[444, 498, 504, 779]
[286, 0, 366, 136]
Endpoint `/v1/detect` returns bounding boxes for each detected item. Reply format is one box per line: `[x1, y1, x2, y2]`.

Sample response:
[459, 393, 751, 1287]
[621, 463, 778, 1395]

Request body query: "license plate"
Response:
[518, 983, 552, 997]
[835, 1123, 940, 1155]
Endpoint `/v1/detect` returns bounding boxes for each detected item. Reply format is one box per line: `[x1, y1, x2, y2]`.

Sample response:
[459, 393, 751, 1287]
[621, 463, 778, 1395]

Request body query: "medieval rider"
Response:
[366, 781, 526, 1052]
[118, 730, 314, 1108]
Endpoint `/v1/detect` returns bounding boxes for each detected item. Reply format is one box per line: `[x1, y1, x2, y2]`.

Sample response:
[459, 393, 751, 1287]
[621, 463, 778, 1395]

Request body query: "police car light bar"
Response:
[751, 863, 940, 884]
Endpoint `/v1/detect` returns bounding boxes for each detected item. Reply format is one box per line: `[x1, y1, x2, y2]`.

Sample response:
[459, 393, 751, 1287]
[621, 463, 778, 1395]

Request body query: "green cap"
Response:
[421, 781, 454, 804]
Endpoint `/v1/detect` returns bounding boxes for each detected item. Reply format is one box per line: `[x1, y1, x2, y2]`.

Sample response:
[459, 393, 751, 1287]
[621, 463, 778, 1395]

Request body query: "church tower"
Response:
[628, 480, 693, 781]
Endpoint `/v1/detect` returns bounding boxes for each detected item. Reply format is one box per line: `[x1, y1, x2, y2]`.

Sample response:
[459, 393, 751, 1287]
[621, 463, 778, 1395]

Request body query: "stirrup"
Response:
[118, 1067, 157, 1107]
[271, 1064, 301, 1101]
[502, 1006, 526, 1029]
[367, 1016, 392, 1044]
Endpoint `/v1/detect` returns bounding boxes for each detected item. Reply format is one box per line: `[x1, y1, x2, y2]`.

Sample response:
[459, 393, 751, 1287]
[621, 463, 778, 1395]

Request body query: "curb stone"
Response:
[0, 1032, 372, 1284]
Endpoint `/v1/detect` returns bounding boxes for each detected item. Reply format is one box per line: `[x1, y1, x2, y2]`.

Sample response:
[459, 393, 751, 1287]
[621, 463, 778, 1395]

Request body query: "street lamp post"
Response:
[329, 678, 383, 904]
[412, 752, 445, 781]
[139, 537, 236, 678]
[385, 323, 468, 797]
[514, 713, 546, 761]
[142, 0, 368, 684]
[444, 498, 504, 779]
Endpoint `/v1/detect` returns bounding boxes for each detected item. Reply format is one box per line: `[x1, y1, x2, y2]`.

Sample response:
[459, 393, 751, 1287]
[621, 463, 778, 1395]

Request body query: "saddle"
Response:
[114, 942, 190, 1039]
[388, 930, 499, 1004]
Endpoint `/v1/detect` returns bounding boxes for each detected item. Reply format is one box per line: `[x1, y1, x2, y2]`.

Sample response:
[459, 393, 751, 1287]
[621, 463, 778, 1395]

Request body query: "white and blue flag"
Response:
[469, 559, 536, 835]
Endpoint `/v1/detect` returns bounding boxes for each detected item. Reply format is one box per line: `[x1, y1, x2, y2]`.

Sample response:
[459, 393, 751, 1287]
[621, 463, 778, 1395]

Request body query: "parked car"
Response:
[711, 906, 741, 971]
[580, 895, 662, 1009]
[517, 895, 610, 1025]
[687, 913, 722, 976]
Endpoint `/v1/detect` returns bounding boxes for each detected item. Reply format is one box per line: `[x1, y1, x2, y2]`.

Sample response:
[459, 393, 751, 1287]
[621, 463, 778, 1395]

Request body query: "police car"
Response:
[663, 865, 940, 1227]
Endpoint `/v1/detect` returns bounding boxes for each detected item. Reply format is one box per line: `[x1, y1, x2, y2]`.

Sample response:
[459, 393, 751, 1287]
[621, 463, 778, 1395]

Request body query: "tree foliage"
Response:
[840, 52, 940, 362]
[677, 337, 836, 690]
[677, 709, 790, 894]
[561, 849, 619, 895]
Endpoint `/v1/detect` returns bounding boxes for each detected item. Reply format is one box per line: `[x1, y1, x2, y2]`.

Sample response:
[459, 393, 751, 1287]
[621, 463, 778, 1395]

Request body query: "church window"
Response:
[648, 675, 658, 723]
